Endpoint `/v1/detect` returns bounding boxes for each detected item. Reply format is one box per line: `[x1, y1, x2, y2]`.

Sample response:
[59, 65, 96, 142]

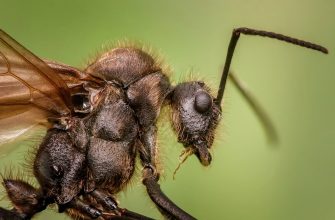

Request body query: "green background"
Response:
[0, 0, 334, 220]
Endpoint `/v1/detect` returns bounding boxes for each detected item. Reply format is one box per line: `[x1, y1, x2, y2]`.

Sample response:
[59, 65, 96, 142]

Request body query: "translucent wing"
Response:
[0, 29, 73, 153]
[0, 29, 73, 114]
[44, 59, 106, 113]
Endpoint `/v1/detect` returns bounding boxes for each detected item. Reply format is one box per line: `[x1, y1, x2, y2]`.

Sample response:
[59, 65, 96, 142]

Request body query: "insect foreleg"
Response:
[142, 167, 196, 220]
[138, 125, 159, 175]
[137, 124, 195, 219]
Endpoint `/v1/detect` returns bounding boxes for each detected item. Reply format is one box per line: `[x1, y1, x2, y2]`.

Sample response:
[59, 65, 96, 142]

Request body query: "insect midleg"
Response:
[58, 197, 102, 219]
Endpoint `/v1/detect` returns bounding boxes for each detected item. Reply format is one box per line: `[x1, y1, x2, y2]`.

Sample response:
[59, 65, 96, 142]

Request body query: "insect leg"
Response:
[58, 197, 102, 219]
[115, 208, 156, 220]
[99, 208, 156, 220]
[0, 179, 51, 219]
[0, 207, 23, 220]
[138, 125, 159, 175]
[89, 189, 118, 211]
[142, 167, 196, 220]
[138, 125, 195, 219]
[88, 188, 155, 219]
[77, 191, 154, 220]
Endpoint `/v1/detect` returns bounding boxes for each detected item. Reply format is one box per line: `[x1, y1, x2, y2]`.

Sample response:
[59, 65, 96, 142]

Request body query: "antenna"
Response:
[215, 27, 328, 105]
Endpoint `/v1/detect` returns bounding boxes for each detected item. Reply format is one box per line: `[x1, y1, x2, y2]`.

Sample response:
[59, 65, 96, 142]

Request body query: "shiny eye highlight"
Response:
[51, 165, 63, 178]
[194, 91, 212, 113]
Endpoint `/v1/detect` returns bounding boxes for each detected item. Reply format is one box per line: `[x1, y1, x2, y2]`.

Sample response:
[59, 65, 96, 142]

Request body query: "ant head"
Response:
[169, 27, 328, 170]
[171, 81, 221, 166]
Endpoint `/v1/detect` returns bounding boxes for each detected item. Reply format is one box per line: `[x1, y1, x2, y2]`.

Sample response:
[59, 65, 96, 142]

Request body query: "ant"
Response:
[0, 27, 328, 219]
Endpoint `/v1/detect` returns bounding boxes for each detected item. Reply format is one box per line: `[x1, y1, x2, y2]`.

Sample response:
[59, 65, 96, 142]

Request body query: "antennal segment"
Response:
[215, 27, 328, 105]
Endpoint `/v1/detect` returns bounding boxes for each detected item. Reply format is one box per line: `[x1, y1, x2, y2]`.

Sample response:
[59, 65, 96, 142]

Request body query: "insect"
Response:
[0, 28, 328, 220]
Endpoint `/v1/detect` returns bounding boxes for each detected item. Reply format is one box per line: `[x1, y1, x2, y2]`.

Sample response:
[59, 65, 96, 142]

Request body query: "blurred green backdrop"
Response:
[0, 0, 334, 220]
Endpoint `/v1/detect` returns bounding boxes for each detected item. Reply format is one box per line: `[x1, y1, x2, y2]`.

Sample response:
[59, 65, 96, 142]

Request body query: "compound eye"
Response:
[194, 91, 212, 113]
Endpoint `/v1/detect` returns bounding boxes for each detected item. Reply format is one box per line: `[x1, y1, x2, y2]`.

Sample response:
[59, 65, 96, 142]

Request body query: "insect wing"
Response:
[0, 30, 73, 114]
[0, 30, 73, 150]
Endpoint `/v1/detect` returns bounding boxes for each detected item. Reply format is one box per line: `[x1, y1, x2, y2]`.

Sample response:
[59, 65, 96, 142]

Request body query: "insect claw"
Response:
[89, 209, 102, 219]
[104, 197, 118, 210]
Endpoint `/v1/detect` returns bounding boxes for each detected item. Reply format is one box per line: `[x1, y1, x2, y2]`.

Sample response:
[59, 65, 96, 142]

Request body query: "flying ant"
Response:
[0, 28, 328, 219]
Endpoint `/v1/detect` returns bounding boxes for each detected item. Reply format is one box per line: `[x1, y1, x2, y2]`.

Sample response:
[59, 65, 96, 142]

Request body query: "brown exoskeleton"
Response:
[0, 28, 328, 220]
